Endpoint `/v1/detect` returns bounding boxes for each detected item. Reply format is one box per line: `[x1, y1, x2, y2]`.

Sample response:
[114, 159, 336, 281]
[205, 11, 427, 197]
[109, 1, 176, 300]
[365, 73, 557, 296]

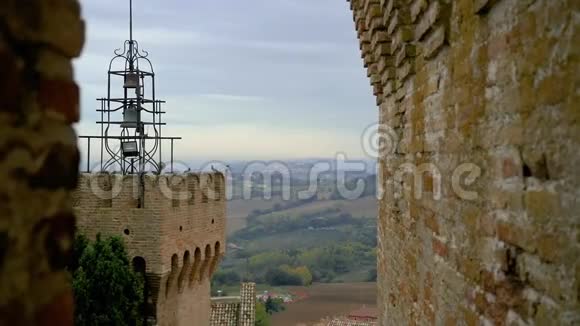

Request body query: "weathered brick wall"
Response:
[348, 0, 579, 324]
[0, 0, 84, 325]
[74, 172, 227, 326]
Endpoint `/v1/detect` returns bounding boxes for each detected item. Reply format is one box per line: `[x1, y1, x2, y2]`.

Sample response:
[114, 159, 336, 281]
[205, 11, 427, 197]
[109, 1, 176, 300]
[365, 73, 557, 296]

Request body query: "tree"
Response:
[264, 297, 285, 315]
[264, 267, 302, 286]
[212, 270, 241, 287]
[70, 233, 89, 272]
[293, 266, 313, 285]
[367, 267, 377, 281]
[70, 234, 145, 326]
[249, 251, 292, 273]
[255, 302, 270, 326]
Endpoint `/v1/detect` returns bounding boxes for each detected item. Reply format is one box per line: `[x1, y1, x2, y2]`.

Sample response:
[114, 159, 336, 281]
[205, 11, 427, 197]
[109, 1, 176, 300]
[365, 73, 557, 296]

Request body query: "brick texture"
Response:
[348, 0, 579, 324]
[0, 0, 84, 324]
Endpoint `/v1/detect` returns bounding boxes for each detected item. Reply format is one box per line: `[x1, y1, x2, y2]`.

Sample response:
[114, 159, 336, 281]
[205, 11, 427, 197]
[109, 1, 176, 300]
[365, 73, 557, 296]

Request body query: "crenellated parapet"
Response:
[349, 0, 451, 107]
[74, 172, 225, 209]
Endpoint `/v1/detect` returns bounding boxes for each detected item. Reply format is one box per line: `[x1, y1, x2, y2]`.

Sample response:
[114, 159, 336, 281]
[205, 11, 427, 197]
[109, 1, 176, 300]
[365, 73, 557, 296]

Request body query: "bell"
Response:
[121, 106, 140, 128]
[124, 73, 140, 88]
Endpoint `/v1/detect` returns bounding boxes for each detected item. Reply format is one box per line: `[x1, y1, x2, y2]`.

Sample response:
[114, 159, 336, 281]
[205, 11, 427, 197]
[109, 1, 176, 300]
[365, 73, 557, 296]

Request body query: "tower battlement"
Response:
[74, 172, 227, 325]
[74, 172, 225, 210]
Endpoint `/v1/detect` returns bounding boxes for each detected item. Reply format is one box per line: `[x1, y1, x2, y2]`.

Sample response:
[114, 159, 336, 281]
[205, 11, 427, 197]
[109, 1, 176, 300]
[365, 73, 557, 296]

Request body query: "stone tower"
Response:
[73, 1, 227, 324]
[74, 172, 226, 325]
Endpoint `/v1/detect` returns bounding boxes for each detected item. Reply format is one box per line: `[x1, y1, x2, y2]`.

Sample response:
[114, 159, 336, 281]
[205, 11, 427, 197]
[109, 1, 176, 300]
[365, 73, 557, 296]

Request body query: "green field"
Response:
[227, 197, 286, 234]
[214, 196, 377, 289]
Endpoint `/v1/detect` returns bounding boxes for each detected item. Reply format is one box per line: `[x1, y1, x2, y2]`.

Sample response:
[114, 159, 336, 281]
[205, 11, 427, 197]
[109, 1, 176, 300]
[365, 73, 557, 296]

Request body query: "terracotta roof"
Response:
[210, 283, 256, 326]
[347, 306, 378, 319]
[210, 302, 240, 325]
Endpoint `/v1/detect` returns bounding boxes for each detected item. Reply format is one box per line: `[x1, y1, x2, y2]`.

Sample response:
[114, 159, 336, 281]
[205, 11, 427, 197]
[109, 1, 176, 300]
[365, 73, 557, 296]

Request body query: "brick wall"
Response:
[74, 172, 227, 325]
[0, 0, 84, 325]
[348, 0, 579, 324]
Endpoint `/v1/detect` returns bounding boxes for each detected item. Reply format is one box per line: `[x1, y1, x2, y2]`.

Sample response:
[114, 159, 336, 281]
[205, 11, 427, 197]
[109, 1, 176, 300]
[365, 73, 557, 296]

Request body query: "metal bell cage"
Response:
[79, 1, 180, 175]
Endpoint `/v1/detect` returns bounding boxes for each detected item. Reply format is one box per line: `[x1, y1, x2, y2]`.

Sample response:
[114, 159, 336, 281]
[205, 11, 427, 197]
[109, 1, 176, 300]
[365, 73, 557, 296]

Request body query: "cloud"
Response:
[86, 21, 346, 56]
[87, 23, 208, 46]
[75, 0, 377, 161]
[196, 94, 267, 102]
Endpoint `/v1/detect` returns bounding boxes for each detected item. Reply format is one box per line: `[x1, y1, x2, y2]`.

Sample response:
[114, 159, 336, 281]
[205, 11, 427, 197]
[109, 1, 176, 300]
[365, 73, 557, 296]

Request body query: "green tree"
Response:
[293, 266, 313, 285]
[71, 234, 145, 326]
[279, 265, 312, 286]
[70, 233, 89, 272]
[249, 251, 292, 273]
[264, 267, 302, 286]
[367, 267, 377, 281]
[212, 269, 241, 287]
[255, 302, 270, 326]
[264, 297, 285, 315]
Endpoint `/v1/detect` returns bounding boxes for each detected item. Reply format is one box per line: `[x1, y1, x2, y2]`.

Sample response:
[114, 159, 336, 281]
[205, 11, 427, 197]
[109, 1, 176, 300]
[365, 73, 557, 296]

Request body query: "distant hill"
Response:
[214, 196, 377, 288]
[227, 196, 376, 234]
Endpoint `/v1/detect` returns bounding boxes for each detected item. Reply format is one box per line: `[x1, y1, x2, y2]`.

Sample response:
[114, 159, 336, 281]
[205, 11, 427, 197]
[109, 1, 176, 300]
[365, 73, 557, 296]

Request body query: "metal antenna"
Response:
[129, 0, 133, 42]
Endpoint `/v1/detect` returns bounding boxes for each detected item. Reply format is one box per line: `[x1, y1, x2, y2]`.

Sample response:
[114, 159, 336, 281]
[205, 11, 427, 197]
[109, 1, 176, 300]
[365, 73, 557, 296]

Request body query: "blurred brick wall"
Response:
[348, 0, 579, 324]
[0, 0, 84, 325]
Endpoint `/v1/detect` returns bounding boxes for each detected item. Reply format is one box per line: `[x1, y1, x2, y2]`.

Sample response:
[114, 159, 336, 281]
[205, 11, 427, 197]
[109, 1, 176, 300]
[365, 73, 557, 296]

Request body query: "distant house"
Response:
[256, 291, 294, 303]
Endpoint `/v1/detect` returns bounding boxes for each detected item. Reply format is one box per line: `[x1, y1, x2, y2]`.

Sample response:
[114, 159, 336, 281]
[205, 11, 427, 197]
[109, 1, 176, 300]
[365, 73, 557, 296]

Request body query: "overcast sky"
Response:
[74, 0, 377, 162]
